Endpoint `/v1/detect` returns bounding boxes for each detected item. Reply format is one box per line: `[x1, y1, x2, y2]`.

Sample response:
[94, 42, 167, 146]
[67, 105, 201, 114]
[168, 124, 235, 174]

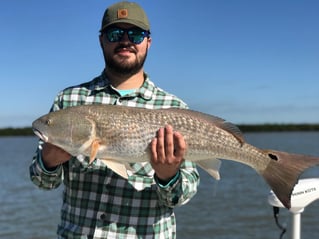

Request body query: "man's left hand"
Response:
[150, 125, 186, 182]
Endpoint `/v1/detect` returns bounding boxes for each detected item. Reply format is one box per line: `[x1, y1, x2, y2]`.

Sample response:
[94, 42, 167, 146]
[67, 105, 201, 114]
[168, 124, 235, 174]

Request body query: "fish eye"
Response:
[45, 119, 52, 126]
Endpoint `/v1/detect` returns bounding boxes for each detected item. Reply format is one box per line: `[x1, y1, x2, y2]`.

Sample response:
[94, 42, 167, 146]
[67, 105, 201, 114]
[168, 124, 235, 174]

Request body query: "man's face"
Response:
[100, 23, 151, 76]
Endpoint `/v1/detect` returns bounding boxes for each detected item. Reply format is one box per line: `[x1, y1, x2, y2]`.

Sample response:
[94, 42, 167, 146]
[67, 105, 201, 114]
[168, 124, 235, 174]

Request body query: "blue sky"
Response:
[1, 0, 318, 128]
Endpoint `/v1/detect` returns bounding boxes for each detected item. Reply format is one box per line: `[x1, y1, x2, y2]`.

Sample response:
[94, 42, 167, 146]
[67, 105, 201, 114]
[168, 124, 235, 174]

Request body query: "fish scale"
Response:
[32, 104, 319, 208]
[97, 107, 241, 163]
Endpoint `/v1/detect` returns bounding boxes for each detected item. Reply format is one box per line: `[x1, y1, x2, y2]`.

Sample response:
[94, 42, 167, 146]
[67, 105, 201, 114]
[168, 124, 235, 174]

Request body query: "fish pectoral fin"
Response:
[89, 139, 101, 164]
[100, 159, 129, 179]
[197, 159, 222, 180]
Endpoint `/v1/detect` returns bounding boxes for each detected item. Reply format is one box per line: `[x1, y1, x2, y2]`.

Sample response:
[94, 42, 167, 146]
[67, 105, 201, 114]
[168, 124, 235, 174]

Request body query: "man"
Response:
[30, 1, 199, 238]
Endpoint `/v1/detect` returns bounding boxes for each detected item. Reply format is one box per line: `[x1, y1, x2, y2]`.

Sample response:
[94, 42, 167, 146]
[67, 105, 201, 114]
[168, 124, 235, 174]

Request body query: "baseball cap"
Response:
[100, 1, 150, 32]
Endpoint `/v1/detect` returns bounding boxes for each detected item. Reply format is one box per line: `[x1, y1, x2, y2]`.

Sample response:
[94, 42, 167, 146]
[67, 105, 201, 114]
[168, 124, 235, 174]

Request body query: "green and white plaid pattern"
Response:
[30, 71, 200, 239]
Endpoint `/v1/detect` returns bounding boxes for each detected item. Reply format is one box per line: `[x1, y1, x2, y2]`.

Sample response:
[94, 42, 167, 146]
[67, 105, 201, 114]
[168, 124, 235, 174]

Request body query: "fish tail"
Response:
[261, 150, 319, 209]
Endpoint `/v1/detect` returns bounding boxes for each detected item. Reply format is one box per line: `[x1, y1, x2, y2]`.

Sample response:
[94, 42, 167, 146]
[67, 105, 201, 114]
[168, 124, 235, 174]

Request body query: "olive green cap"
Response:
[100, 1, 150, 32]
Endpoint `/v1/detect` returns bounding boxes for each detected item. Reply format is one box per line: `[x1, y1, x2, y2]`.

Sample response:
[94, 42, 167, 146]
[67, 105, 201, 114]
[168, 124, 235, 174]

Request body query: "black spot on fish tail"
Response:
[261, 150, 319, 209]
[268, 153, 278, 161]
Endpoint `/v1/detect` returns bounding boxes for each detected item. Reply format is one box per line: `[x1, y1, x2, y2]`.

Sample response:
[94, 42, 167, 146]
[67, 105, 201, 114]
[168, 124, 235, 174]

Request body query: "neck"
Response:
[106, 69, 144, 90]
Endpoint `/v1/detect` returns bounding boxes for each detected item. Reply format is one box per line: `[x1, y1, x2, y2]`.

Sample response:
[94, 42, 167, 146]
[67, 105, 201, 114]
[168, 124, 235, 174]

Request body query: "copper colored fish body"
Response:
[32, 105, 319, 208]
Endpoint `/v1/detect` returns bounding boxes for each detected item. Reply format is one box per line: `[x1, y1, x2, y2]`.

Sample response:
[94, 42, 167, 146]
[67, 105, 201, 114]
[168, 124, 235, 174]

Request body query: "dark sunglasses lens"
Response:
[104, 28, 148, 44]
[106, 28, 124, 42]
[127, 29, 147, 44]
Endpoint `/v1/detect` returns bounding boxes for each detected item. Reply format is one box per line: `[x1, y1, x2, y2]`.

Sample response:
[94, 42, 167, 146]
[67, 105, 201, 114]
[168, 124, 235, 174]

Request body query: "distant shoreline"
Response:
[1, 124, 319, 136]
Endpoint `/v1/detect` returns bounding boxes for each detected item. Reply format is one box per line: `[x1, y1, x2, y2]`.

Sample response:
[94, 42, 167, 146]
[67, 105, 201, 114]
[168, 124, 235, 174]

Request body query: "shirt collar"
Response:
[94, 70, 155, 101]
[136, 73, 155, 100]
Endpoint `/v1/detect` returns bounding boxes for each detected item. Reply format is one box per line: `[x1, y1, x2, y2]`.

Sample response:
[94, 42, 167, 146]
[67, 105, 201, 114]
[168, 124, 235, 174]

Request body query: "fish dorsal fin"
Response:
[173, 108, 245, 145]
[218, 121, 245, 145]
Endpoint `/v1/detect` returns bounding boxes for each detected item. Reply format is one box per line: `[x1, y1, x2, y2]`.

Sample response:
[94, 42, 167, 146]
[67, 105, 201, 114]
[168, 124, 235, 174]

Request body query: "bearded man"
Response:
[30, 2, 199, 238]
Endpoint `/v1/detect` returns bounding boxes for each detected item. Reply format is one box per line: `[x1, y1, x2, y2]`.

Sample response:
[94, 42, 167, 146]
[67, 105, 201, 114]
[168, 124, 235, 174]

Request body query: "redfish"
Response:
[32, 104, 319, 208]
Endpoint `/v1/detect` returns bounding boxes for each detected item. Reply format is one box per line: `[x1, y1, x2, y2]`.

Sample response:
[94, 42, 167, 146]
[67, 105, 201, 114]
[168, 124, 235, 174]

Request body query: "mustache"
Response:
[114, 44, 137, 53]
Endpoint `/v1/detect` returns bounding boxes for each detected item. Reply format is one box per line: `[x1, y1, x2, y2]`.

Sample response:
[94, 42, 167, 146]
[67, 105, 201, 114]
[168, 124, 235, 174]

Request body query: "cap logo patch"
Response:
[118, 9, 128, 19]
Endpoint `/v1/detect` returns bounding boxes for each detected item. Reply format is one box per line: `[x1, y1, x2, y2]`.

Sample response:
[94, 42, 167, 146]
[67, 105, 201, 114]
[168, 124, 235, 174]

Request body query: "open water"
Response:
[1, 132, 319, 238]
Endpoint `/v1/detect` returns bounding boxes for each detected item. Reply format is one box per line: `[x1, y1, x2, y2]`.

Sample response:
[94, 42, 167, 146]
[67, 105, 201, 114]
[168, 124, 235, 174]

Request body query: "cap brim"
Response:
[100, 19, 149, 32]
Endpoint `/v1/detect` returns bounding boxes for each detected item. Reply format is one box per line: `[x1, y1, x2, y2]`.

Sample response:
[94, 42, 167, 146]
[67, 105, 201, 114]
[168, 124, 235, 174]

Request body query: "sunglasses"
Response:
[103, 27, 150, 44]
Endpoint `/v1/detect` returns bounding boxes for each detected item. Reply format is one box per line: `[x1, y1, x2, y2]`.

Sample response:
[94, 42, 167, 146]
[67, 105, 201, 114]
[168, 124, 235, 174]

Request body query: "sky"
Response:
[1, 0, 318, 128]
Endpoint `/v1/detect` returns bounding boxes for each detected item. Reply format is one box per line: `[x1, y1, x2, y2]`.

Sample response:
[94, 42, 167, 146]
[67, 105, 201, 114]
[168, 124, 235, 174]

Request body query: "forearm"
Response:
[29, 142, 63, 190]
[155, 161, 199, 208]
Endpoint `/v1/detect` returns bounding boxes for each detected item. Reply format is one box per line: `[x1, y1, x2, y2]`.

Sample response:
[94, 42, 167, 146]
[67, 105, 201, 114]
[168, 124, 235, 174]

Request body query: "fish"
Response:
[32, 104, 319, 209]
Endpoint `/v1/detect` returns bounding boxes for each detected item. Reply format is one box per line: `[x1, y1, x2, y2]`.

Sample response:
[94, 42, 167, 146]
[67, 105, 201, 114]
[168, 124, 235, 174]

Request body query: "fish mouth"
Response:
[33, 129, 48, 142]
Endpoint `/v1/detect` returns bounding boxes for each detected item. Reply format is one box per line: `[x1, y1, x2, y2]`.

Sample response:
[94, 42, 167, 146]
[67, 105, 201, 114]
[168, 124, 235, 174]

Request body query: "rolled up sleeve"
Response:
[155, 161, 200, 208]
[29, 143, 63, 190]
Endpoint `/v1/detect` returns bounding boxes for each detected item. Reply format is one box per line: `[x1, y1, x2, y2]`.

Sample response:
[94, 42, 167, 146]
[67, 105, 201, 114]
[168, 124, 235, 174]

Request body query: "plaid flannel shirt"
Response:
[30, 71, 200, 239]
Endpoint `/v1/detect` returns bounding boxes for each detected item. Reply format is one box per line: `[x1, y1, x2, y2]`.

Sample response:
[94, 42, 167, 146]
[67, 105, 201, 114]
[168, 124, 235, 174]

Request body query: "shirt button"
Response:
[114, 99, 122, 105]
[100, 213, 106, 220]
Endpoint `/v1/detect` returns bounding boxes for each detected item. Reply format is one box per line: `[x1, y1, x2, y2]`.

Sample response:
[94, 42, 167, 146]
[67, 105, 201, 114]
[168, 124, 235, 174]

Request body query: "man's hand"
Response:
[150, 125, 186, 182]
[41, 143, 72, 169]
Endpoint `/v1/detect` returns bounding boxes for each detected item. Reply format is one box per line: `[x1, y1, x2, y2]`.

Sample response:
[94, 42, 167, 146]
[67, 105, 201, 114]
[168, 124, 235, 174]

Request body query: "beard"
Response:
[104, 43, 148, 77]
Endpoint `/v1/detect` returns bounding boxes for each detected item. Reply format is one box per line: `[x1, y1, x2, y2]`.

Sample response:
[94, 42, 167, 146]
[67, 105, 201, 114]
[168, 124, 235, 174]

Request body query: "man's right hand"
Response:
[41, 143, 72, 169]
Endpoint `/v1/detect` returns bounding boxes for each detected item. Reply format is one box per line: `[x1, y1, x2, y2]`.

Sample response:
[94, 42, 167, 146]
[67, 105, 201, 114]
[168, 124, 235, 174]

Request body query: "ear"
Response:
[99, 35, 104, 49]
[147, 36, 152, 50]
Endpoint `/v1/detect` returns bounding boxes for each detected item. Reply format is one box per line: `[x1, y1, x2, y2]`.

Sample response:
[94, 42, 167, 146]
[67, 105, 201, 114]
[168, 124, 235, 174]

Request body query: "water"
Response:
[175, 132, 319, 239]
[0, 136, 62, 239]
[1, 132, 319, 239]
